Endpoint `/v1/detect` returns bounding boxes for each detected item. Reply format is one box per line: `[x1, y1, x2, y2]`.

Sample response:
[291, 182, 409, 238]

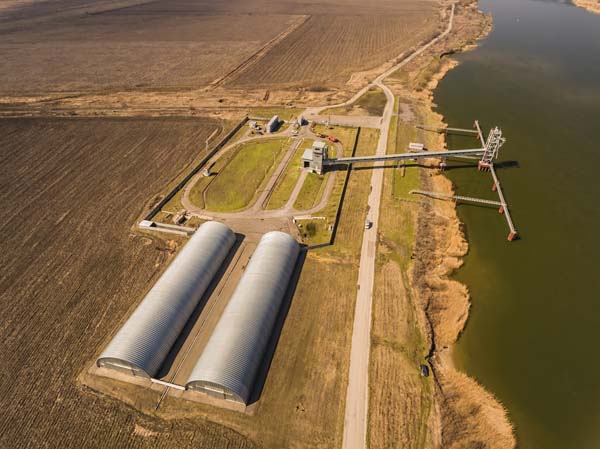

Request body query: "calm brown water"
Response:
[434, 0, 600, 448]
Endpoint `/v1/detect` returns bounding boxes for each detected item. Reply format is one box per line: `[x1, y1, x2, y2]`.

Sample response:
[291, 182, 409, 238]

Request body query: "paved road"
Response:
[341, 80, 393, 449]
[340, 5, 456, 449]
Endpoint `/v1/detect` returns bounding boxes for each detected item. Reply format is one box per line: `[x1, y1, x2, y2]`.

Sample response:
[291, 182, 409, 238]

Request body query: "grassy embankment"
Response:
[388, 56, 444, 92]
[368, 99, 440, 449]
[199, 138, 290, 212]
[321, 86, 387, 116]
[293, 172, 326, 211]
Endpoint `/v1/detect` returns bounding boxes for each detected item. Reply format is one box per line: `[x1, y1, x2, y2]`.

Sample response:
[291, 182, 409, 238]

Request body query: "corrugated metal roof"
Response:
[301, 148, 313, 161]
[97, 221, 236, 378]
[186, 231, 300, 404]
[267, 115, 280, 132]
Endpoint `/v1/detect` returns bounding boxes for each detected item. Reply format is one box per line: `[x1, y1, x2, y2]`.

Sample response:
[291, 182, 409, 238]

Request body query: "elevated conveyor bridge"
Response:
[327, 148, 486, 165]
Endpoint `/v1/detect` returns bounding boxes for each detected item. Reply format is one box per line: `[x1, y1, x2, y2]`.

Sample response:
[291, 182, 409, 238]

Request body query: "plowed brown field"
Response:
[229, 6, 439, 89]
[0, 117, 257, 449]
[0, 1, 299, 94]
[0, 0, 440, 96]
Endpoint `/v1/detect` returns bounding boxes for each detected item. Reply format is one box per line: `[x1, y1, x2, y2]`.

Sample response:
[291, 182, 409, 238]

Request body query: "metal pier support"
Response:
[410, 120, 518, 242]
[410, 164, 519, 243]
[416, 124, 479, 135]
[490, 165, 518, 241]
[409, 189, 504, 207]
[474, 120, 486, 147]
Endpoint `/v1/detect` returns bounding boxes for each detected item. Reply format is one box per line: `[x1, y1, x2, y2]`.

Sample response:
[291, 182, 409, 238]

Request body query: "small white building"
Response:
[249, 121, 257, 129]
[409, 142, 425, 151]
[301, 149, 313, 168]
[139, 220, 155, 228]
[266, 115, 280, 133]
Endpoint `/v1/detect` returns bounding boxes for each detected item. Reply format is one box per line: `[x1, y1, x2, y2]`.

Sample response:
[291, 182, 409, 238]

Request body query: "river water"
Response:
[434, 0, 600, 447]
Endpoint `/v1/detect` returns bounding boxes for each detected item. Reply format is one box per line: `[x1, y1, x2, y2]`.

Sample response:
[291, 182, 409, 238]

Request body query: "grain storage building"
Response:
[186, 231, 300, 404]
[96, 221, 235, 378]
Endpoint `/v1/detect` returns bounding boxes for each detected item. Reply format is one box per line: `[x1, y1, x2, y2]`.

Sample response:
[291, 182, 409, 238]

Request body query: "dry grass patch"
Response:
[368, 103, 438, 449]
[322, 87, 387, 117]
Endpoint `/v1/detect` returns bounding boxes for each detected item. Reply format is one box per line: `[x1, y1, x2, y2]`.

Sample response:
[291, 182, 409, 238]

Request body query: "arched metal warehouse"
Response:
[186, 231, 300, 404]
[96, 221, 235, 378]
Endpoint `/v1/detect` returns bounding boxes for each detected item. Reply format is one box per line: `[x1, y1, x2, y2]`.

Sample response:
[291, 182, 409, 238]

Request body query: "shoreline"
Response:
[402, 2, 517, 447]
[572, 0, 600, 14]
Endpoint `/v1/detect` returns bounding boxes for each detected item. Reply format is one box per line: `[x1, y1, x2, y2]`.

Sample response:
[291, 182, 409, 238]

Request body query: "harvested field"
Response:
[0, 116, 259, 449]
[0, 0, 300, 94]
[229, 7, 439, 90]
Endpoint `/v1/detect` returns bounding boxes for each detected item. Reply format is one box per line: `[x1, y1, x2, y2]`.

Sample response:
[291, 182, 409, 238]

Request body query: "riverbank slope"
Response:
[573, 0, 600, 14]
[377, 1, 517, 447]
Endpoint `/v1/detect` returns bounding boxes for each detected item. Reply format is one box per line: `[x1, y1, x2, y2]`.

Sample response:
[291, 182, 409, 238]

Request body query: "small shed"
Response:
[301, 149, 313, 169]
[409, 142, 425, 151]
